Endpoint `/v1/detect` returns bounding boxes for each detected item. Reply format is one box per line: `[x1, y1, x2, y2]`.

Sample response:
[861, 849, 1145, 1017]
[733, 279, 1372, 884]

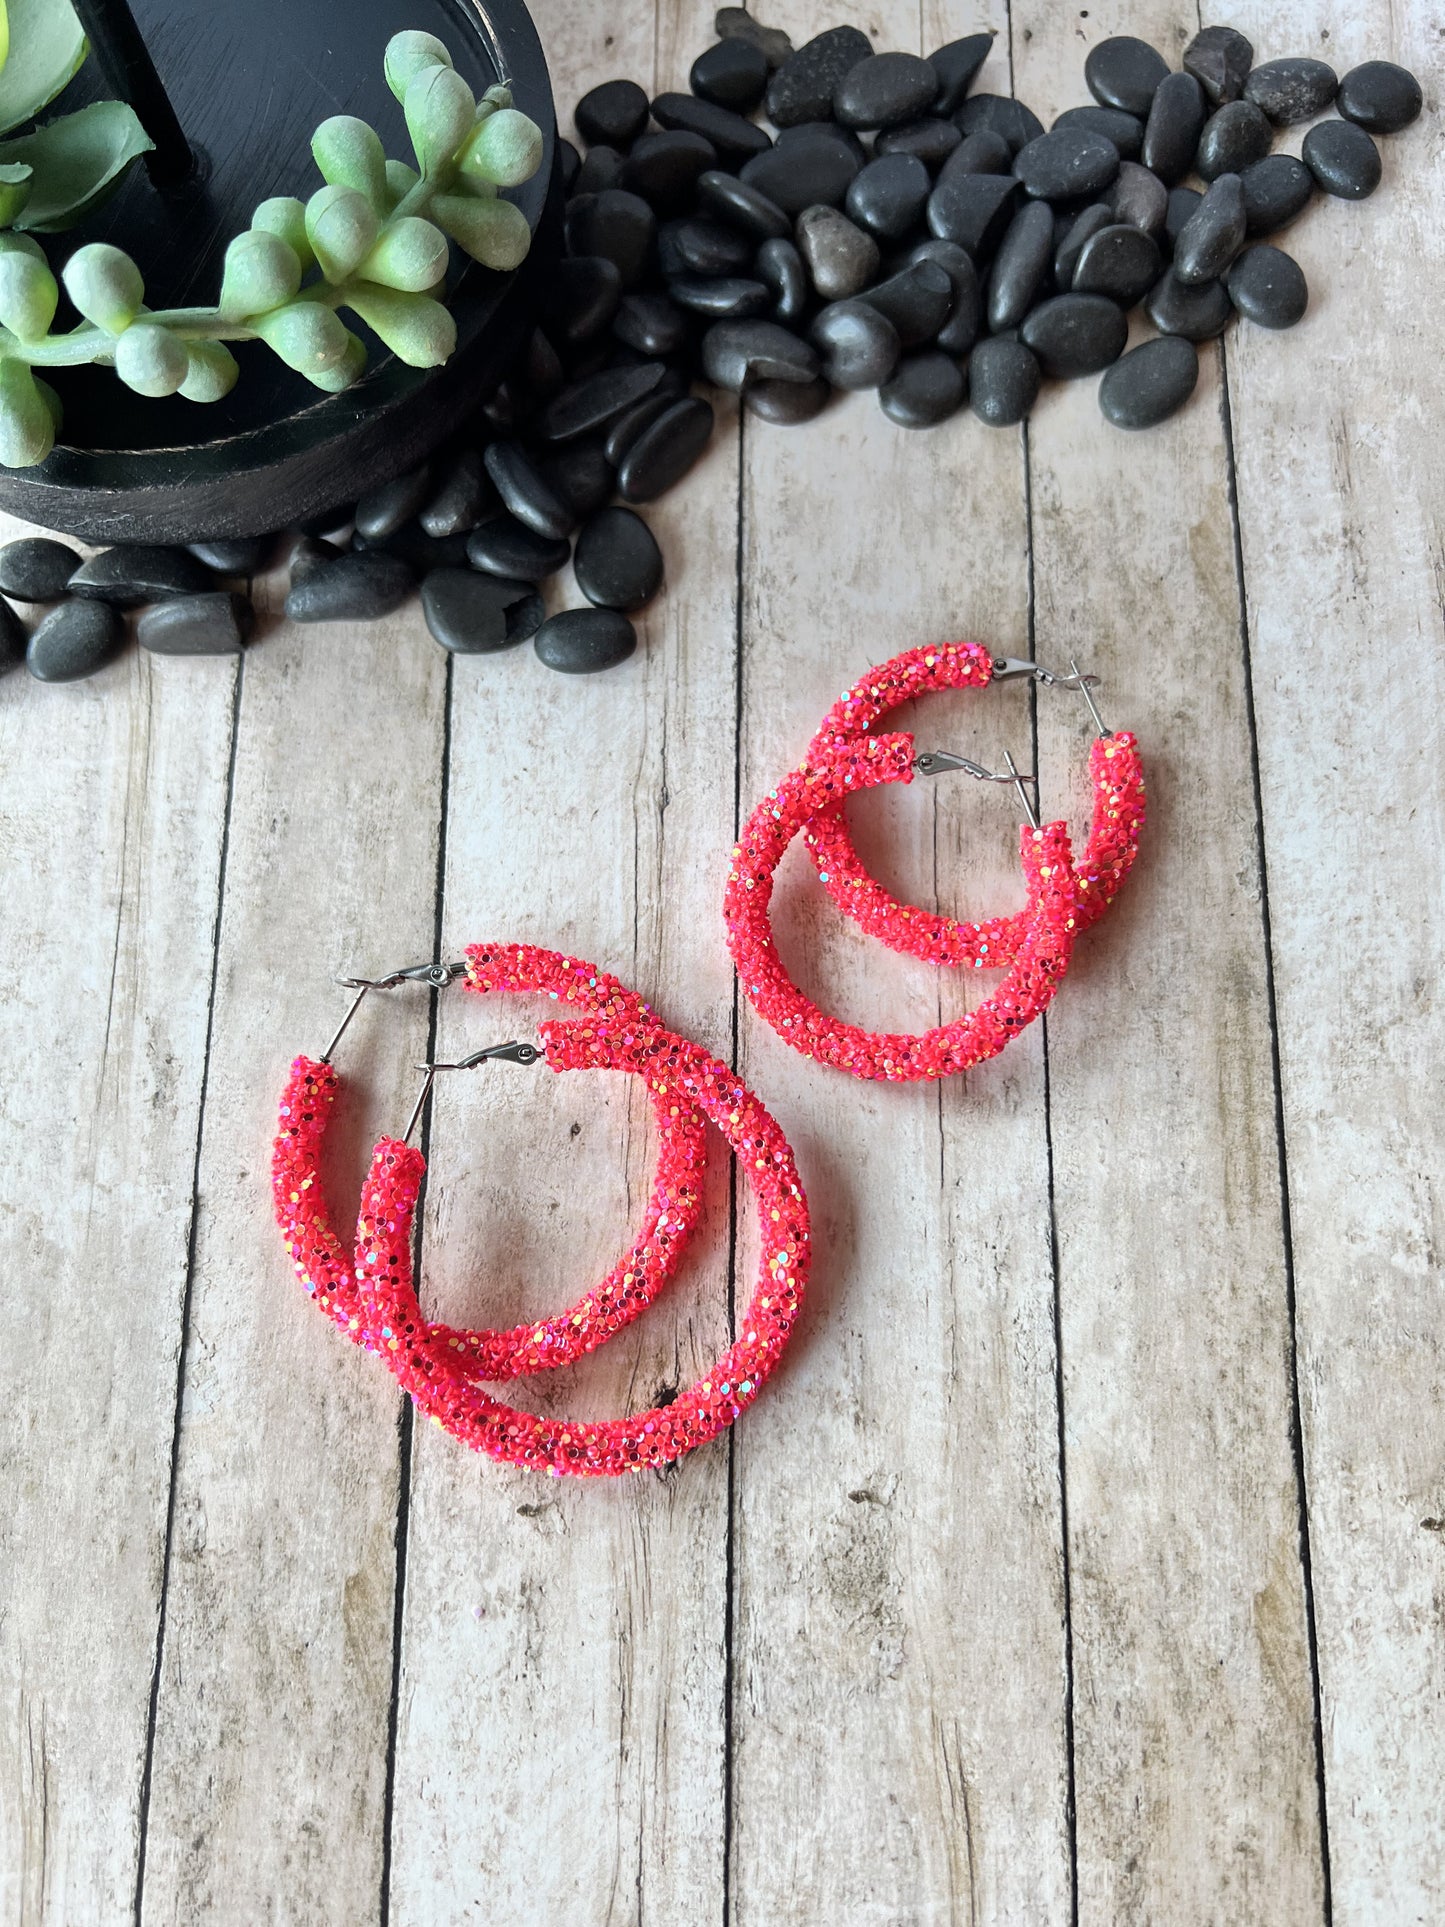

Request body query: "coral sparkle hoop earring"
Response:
[726, 731, 1080, 1081]
[803, 642, 1146, 970]
[275, 945, 710, 1384]
[274, 943, 811, 1475]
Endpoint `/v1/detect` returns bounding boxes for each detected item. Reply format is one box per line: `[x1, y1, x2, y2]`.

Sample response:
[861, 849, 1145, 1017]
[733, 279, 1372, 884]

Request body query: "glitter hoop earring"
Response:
[274, 947, 709, 1384]
[802, 643, 1145, 968]
[275, 944, 811, 1475]
[726, 732, 1079, 1081]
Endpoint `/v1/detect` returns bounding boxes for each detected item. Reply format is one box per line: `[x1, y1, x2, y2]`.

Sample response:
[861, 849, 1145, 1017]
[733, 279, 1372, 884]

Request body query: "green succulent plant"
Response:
[0, 11, 544, 466]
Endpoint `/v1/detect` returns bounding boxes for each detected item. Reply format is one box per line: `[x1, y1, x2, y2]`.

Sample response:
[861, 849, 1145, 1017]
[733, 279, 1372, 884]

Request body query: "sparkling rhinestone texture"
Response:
[273, 943, 811, 1474]
[353, 1015, 809, 1475]
[803, 642, 1146, 967]
[272, 944, 710, 1385]
[726, 732, 1080, 1079]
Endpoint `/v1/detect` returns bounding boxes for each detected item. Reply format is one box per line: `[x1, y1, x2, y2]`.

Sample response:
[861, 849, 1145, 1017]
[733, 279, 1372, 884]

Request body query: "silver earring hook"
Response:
[991, 654, 1110, 736]
[403, 1041, 542, 1144]
[913, 747, 1040, 827]
[1003, 749, 1041, 830]
[320, 959, 466, 1063]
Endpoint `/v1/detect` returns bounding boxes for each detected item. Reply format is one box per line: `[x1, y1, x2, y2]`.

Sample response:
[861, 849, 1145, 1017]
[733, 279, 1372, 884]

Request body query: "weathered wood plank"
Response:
[1220, 0, 1445, 1914]
[385, 1, 739, 1917]
[1016, 2, 1326, 1918]
[137, 577, 448, 1923]
[0, 525, 235, 1925]
[729, 4, 1075, 1920]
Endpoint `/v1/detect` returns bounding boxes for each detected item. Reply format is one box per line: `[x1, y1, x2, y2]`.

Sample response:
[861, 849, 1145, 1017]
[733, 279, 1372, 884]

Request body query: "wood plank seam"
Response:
[1213, 330, 1335, 1920]
[128, 655, 244, 1927]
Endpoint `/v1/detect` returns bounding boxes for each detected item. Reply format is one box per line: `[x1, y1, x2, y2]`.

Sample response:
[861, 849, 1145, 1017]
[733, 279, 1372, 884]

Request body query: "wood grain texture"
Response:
[136, 582, 448, 1924]
[0, 521, 234, 1924]
[1219, 0, 1445, 1916]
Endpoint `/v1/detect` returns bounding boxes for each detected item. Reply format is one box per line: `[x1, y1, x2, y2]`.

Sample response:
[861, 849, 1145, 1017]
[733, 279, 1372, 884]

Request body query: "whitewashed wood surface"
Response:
[1, 0, 1441, 1919]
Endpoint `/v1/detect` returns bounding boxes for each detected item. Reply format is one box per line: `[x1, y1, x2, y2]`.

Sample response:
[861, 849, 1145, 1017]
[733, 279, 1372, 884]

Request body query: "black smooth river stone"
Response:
[756, 237, 809, 321]
[834, 52, 939, 131]
[535, 364, 665, 445]
[573, 506, 664, 610]
[876, 117, 962, 172]
[1085, 36, 1169, 117]
[810, 300, 901, 389]
[1072, 223, 1162, 305]
[1145, 267, 1233, 340]
[1196, 100, 1273, 181]
[741, 125, 861, 214]
[715, 7, 793, 71]
[187, 536, 274, 575]
[909, 238, 980, 353]
[797, 204, 879, 300]
[68, 544, 211, 607]
[765, 25, 873, 128]
[0, 536, 82, 601]
[950, 128, 1013, 174]
[568, 190, 657, 289]
[1244, 58, 1338, 126]
[622, 131, 717, 214]
[847, 153, 931, 241]
[283, 554, 414, 622]
[353, 521, 468, 572]
[1055, 203, 1113, 286]
[1165, 185, 1203, 247]
[879, 350, 965, 427]
[1098, 336, 1199, 428]
[702, 318, 819, 390]
[613, 291, 688, 357]
[419, 452, 492, 538]
[1053, 104, 1143, 159]
[616, 398, 715, 501]
[987, 201, 1054, 331]
[667, 275, 770, 318]
[287, 534, 343, 581]
[1019, 293, 1128, 377]
[690, 38, 769, 113]
[540, 440, 614, 521]
[575, 78, 650, 149]
[858, 261, 953, 347]
[696, 170, 791, 241]
[651, 93, 771, 167]
[137, 592, 251, 654]
[1014, 125, 1120, 202]
[658, 216, 753, 278]
[967, 337, 1040, 424]
[421, 569, 537, 653]
[1109, 161, 1168, 236]
[1336, 61, 1423, 135]
[1240, 154, 1314, 235]
[26, 598, 123, 680]
[534, 607, 637, 673]
[484, 443, 577, 541]
[605, 394, 675, 466]
[929, 33, 994, 115]
[467, 515, 571, 581]
[574, 145, 624, 197]
[1142, 72, 1206, 186]
[744, 375, 831, 425]
[927, 166, 1019, 254]
[539, 256, 623, 348]
[0, 596, 24, 670]
[1183, 26, 1253, 106]
[1226, 244, 1309, 328]
[355, 464, 432, 541]
[1173, 172, 1246, 284]
[953, 95, 1043, 155]
[1302, 119, 1382, 199]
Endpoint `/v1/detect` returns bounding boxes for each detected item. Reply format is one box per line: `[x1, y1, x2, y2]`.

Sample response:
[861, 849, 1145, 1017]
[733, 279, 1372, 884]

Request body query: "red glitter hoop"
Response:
[352, 999, 810, 1475]
[803, 642, 1146, 968]
[726, 733, 1079, 1080]
[273, 945, 709, 1383]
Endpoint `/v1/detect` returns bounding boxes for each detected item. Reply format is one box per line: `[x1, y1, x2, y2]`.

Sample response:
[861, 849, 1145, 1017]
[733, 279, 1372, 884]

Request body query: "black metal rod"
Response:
[67, 0, 194, 184]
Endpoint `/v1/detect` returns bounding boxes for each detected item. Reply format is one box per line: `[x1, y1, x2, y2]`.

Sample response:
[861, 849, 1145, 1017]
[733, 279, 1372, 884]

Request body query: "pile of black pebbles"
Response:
[1, 15, 1422, 684]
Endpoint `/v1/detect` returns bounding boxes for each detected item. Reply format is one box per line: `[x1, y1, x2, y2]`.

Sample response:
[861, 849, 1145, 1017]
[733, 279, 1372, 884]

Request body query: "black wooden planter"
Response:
[0, 0, 558, 542]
